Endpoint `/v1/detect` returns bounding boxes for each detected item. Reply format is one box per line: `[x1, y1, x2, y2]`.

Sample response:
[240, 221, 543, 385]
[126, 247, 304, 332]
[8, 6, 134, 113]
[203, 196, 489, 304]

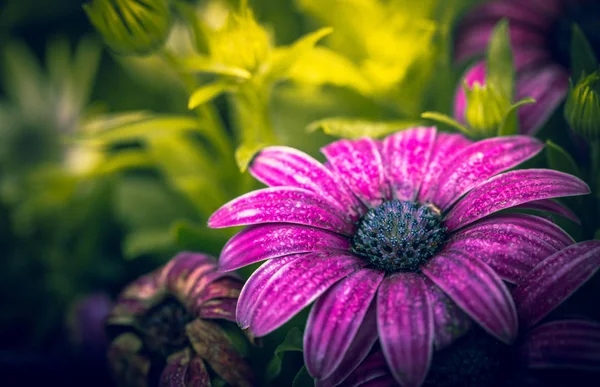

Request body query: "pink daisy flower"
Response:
[336, 241, 600, 386]
[209, 127, 590, 386]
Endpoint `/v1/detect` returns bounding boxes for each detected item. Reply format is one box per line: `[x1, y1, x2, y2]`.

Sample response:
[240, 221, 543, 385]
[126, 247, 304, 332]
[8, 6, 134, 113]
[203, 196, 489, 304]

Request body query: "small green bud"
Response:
[464, 82, 511, 138]
[83, 0, 172, 55]
[565, 71, 600, 141]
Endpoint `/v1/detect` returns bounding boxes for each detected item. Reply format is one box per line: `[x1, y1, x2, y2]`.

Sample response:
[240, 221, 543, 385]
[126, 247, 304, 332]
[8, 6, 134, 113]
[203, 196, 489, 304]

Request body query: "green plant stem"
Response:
[159, 48, 233, 161]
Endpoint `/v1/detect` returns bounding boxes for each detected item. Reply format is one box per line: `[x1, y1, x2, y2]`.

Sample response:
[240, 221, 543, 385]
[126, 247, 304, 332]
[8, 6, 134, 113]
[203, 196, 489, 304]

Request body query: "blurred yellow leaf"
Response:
[188, 81, 232, 109]
[307, 117, 420, 139]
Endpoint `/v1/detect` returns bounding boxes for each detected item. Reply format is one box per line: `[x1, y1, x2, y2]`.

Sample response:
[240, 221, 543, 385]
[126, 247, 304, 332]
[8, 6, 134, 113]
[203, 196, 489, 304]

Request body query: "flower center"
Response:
[549, 2, 600, 69]
[424, 328, 516, 387]
[139, 297, 194, 357]
[351, 199, 447, 273]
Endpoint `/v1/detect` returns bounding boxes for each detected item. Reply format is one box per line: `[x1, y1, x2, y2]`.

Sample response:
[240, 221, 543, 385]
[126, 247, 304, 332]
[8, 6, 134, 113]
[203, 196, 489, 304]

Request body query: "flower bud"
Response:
[83, 0, 172, 55]
[565, 71, 600, 141]
[454, 61, 511, 137]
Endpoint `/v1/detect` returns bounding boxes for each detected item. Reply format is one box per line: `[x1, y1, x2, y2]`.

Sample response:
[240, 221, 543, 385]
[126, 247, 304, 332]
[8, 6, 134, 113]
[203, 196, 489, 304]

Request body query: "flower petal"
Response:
[513, 241, 600, 328]
[159, 349, 190, 387]
[381, 127, 437, 201]
[377, 273, 433, 387]
[186, 318, 253, 387]
[418, 133, 472, 204]
[445, 169, 590, 231]
[514, 199, 580, 224]
[446, 214, 572, 283]
[305, 269, 384, 379]
[522, 319, 600, 371]
[340, 351, 389, 387]
[322, 138, 388, 208]
[424, 277, 472, 350]
[422, 251, 518, 343]
[316, 305, 378, 387]
[236, 254, 301, 329]
[208, 187, 353, 235]
[249, 146, 362, 218]
[517, 65, 569, 135]
[455, 19, 546, 64]
[161, 252, 220, 303]
[199, 298, 237, 322]
[192, 277, 242, 306]
[433, 136, 544, 211]
[186, 355, 211, 386]
[249, 252, 363, 336]
[220, 224, 350, 272]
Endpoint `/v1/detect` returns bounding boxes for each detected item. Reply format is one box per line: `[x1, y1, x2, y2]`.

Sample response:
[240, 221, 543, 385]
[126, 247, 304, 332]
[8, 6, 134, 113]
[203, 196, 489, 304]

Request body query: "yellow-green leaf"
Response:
[188, 81, 231, 109]
[235, 142, 269, 172]
[497, 97, 536, 136]
[181, 56, 252, 79]
[307, 117, 419, 139]
[421, 112, 473, 136]
[267, 27, 334, 81]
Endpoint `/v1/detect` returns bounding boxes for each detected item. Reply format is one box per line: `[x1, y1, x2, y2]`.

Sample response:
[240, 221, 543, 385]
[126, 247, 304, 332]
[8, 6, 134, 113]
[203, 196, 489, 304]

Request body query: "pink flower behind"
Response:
[209, 127, 591, 387]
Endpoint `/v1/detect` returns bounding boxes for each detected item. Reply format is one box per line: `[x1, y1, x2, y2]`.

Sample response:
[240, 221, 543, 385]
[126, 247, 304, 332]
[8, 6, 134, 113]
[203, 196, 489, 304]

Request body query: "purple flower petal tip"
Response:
[513, 241, 600, 328]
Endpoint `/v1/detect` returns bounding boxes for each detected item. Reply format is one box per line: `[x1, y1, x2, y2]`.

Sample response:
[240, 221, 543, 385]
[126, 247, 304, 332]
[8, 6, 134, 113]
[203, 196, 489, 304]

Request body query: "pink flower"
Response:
[210, 127, 590, 387]
[336, 241, 600, 386]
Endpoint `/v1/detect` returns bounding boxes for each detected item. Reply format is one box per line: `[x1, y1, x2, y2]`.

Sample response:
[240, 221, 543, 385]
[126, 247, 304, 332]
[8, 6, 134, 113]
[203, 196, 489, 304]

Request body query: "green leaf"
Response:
[545, 140, 582, 178]
[292, 365, 313, 387]
[93, 149, 153, 175]
[595, 229, 600, 239]
[182, 56, 252, 79]
[267, 27, 334, 81]
[235, 142, 269, 172]
[307, 117, 419, 139]
[173, 0, 209, 54]
[570, 24, 599, 81]
[265, 327, 303, 383]
[284, 47, 371, 93]
[80, 114, 204, 145]
[486, 19, 515, 100]
[497, 97, 536, 136]
[188, 81, 231, 109]
[421, 112, 473, 136]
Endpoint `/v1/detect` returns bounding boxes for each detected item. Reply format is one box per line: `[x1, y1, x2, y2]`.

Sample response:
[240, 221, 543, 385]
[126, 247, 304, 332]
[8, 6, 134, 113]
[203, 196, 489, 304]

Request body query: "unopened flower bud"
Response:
[565, 71, 600, 141]
[464, 82, 511, 137]
[83, 0, 172, 55]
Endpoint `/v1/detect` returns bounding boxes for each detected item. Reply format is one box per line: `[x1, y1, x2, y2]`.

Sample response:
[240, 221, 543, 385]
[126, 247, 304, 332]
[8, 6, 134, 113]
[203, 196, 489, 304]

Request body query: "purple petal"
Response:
[460, 1, 554, 33]
[208, 187, 354, 235]
[445, 169, 590, 231]
[249, 146, 362, 219]
[322, 138, 389, 208]
[522, 319, 600, 371]
[159, 349, 190, 387]
[316, 305, 378, 387]
[418, 133, 472, 204]
[381, 127, 436, 201]
[191, 277, 242, 306]
[455, 19, 546, 64]
[513, 241, 600, 328]
[160, 252, 217, 295]
[377, 273, 433, 387]
[248, 252, 363, 336]
[454, 61, 486, 123]
[424, 278, 472, 350]
[517, 65, 569, 135]
[305, 269, 384, 379]
[198, 298, 237, 321]
[339, 351, 389, 387]
[355, 375, 398, 387]
[446, 214, 573, 283]
[236, 254, 301, 329]
[220, 224, 350, 272]
[433, 136, 544, 211]
[186, 355, 211, 386]
[422, 250, 518, 343]
[514, 199, 580, 224]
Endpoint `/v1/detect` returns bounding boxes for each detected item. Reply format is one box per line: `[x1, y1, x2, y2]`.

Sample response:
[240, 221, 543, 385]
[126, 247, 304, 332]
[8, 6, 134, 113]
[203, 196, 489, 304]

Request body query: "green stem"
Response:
[592, 140, 600, 195]
[158, 48, 233, 161]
